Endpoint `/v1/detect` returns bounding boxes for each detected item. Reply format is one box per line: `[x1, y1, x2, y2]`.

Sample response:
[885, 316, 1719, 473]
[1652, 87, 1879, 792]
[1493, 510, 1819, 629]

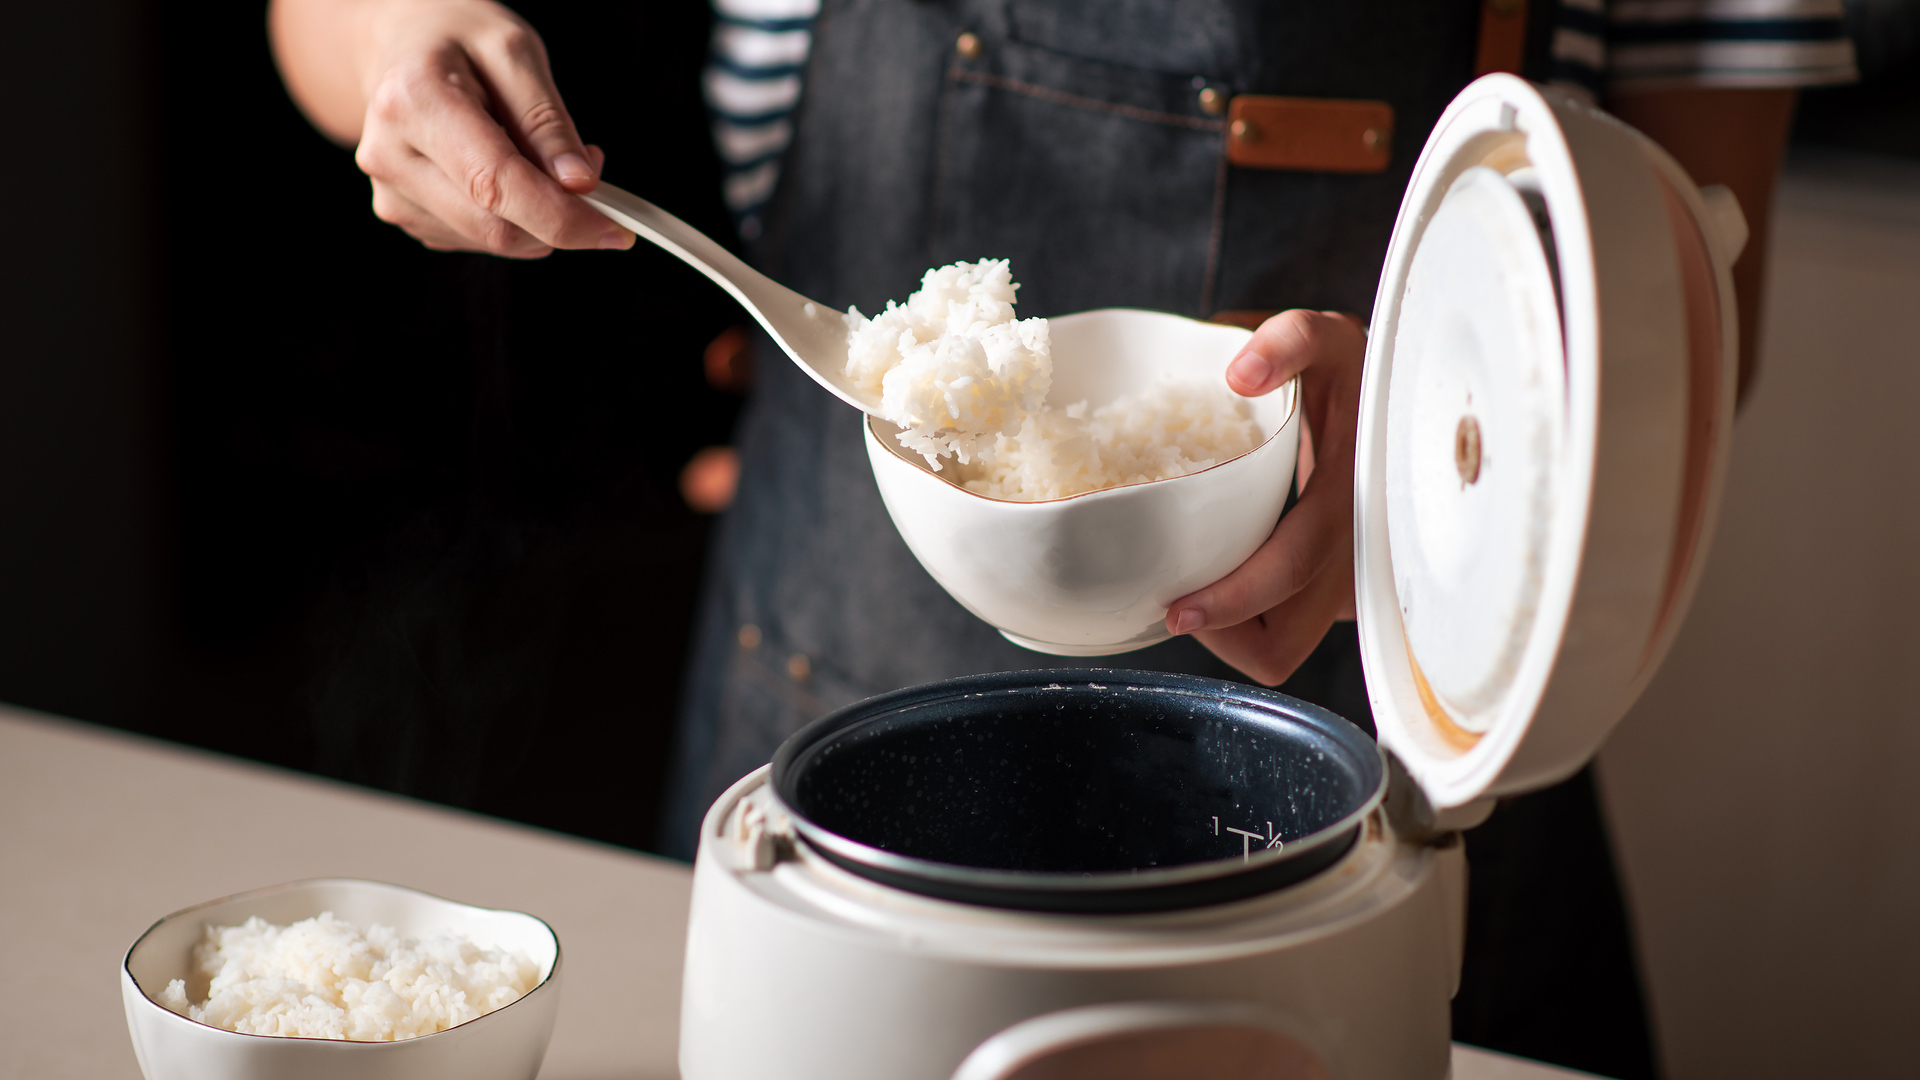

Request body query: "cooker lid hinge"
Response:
[1383, 751, 1495, 843]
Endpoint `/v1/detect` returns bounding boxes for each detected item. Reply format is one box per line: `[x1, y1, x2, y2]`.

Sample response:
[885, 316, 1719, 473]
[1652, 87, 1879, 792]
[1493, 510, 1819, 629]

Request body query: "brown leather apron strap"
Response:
[1474, 0, 1530, 76]
[1224, 96, 1394, 174]
[1224, 0, 1527, 175]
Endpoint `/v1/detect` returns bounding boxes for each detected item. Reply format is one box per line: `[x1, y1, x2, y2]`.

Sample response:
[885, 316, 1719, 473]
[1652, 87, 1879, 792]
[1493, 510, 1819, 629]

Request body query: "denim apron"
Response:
[666, 0, 1483, 843]
[665, 2, 1657, 1073]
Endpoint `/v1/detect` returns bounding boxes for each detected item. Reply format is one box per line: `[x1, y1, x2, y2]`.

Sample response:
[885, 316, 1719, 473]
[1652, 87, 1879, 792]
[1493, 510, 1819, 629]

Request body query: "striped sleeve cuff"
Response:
[1606, 0, 1859, 90]
[1551, 0, 1609, 104]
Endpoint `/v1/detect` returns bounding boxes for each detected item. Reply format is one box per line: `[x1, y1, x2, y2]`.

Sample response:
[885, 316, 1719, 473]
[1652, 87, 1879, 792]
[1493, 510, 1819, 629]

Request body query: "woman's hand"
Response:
[1165, 310, 1367, 685]
[270, 0, 634, 257]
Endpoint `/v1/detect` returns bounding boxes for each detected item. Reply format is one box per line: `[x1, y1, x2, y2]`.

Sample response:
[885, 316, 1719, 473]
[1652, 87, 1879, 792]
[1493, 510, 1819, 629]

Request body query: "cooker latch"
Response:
[724, 785, 796, 871]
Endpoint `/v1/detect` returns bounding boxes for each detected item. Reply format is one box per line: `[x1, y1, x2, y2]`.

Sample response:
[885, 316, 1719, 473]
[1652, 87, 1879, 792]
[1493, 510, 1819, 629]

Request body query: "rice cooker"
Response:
[678, 74, 1746, 1080]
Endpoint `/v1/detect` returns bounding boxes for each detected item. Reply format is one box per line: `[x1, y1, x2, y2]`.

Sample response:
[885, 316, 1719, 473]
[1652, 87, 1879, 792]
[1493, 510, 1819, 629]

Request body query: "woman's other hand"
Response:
[270, 0, 635, 257]
[1165, 310, 1366, 685]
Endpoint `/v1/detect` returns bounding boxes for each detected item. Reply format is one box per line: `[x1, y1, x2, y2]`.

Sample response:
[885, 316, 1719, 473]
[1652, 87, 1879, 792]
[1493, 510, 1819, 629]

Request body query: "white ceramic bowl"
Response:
[121, 879, 562, 1080]
[865, 308, 1300, 655]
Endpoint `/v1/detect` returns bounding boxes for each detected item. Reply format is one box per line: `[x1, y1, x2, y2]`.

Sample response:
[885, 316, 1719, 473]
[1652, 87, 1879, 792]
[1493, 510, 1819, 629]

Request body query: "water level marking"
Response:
[1225, 826, 1264, 861]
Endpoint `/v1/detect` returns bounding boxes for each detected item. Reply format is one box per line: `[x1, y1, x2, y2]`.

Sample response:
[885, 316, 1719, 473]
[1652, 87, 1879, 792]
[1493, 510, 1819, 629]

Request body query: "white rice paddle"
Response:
[579, 182, 876, 412]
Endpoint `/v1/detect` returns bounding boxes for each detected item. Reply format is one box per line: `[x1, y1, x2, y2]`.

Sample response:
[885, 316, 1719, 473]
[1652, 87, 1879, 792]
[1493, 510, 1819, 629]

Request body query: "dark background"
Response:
[0, 0, 1914, 857]
[0, 0, 744, 852]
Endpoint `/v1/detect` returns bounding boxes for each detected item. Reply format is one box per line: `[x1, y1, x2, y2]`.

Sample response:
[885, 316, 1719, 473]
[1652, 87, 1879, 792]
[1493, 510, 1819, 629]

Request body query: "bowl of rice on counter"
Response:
[857, 266, 1299, 656]
[121, 879, 561, 1080]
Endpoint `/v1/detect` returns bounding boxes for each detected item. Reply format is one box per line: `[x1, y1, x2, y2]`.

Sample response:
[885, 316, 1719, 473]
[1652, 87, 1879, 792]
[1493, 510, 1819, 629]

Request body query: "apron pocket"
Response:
[1004, 0, 1239, 76]
[930, 35, 1229, 317]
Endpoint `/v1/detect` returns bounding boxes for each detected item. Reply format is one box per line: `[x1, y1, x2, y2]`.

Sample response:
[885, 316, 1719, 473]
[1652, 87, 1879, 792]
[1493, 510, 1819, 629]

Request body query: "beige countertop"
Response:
[0, 706, 1599, 1079]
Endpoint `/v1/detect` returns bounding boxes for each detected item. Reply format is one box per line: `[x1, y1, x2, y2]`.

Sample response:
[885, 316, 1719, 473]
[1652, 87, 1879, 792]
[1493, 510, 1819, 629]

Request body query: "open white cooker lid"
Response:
[1356, 75, 1746, 810]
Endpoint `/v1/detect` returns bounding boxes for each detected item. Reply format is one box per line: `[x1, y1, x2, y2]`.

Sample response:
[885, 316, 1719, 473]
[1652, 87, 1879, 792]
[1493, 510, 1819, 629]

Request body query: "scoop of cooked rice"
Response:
[845, 259, 1052, 465]
[155, 912, 540, 1042]
[846, 260, 1261, 501]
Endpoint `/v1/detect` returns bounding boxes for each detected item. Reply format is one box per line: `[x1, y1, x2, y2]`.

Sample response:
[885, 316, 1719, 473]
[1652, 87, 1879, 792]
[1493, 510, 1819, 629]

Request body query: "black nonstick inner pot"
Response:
[770, 669, 1385, 913]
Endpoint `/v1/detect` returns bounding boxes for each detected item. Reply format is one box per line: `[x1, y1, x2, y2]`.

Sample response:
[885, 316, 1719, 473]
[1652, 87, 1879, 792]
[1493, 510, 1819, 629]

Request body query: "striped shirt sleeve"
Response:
[1609, 0, 1858, 89]
[1552, 0, 1859, 99]
[704, 0, 821, 239]
[1550, 0, 1612, 101]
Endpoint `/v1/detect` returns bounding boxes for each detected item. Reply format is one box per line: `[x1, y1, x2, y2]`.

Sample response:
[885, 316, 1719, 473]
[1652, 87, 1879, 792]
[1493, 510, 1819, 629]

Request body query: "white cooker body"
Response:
[680, 768, 1465, 1080]
[676, 72, 1746, 1080]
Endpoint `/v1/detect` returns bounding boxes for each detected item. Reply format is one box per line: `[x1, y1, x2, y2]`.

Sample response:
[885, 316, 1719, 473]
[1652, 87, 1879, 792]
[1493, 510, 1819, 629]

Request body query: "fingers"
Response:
[370, 166, 553, 258]
[1166, 306, 1368, 685]
[356, 36, 632, 254]
[1192, 554, 1357, 686]
[464, 20, 598, 192]
[368, 181, 468, 250]
[383, 52, 622, 250]
[1226, 309, 1367, 397]
[1166, 451, 1353, 632]
[1171, 308, 1365, 631]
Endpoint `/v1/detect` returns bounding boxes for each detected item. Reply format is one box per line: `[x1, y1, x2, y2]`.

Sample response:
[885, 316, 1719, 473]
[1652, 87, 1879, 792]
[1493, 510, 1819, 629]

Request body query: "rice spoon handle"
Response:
[578, 183, 874, 413]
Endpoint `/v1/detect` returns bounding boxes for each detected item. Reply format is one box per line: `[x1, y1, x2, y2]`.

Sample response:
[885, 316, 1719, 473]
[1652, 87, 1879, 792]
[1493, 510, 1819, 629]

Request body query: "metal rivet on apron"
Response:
[1198, 88, 1225, 115]
[1363, 126, 1385, 150]
[1231, 118, 1259, 143]
[738, 624, 762, 650]
[786, 654, 812, 683]
[955, 32, 983, 60]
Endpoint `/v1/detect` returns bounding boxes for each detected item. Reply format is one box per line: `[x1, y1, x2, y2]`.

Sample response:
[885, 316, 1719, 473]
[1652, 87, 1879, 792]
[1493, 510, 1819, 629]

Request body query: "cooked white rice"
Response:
[845, 259, 1052, 465]
[845, 260, 1260, 501]
[951, 381, 1261, 501]
[154, 912, 541, 1041]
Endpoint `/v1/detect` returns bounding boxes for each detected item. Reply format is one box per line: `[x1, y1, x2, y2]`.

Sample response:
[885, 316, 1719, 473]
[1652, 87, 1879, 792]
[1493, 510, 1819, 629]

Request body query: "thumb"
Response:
[470, 25, 598, 192]
[1225, 310, 1365, 396]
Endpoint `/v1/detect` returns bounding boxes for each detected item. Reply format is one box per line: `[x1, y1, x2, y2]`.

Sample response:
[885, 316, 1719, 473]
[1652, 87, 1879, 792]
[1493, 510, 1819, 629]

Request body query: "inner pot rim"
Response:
[768, 669, 1387, 911]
